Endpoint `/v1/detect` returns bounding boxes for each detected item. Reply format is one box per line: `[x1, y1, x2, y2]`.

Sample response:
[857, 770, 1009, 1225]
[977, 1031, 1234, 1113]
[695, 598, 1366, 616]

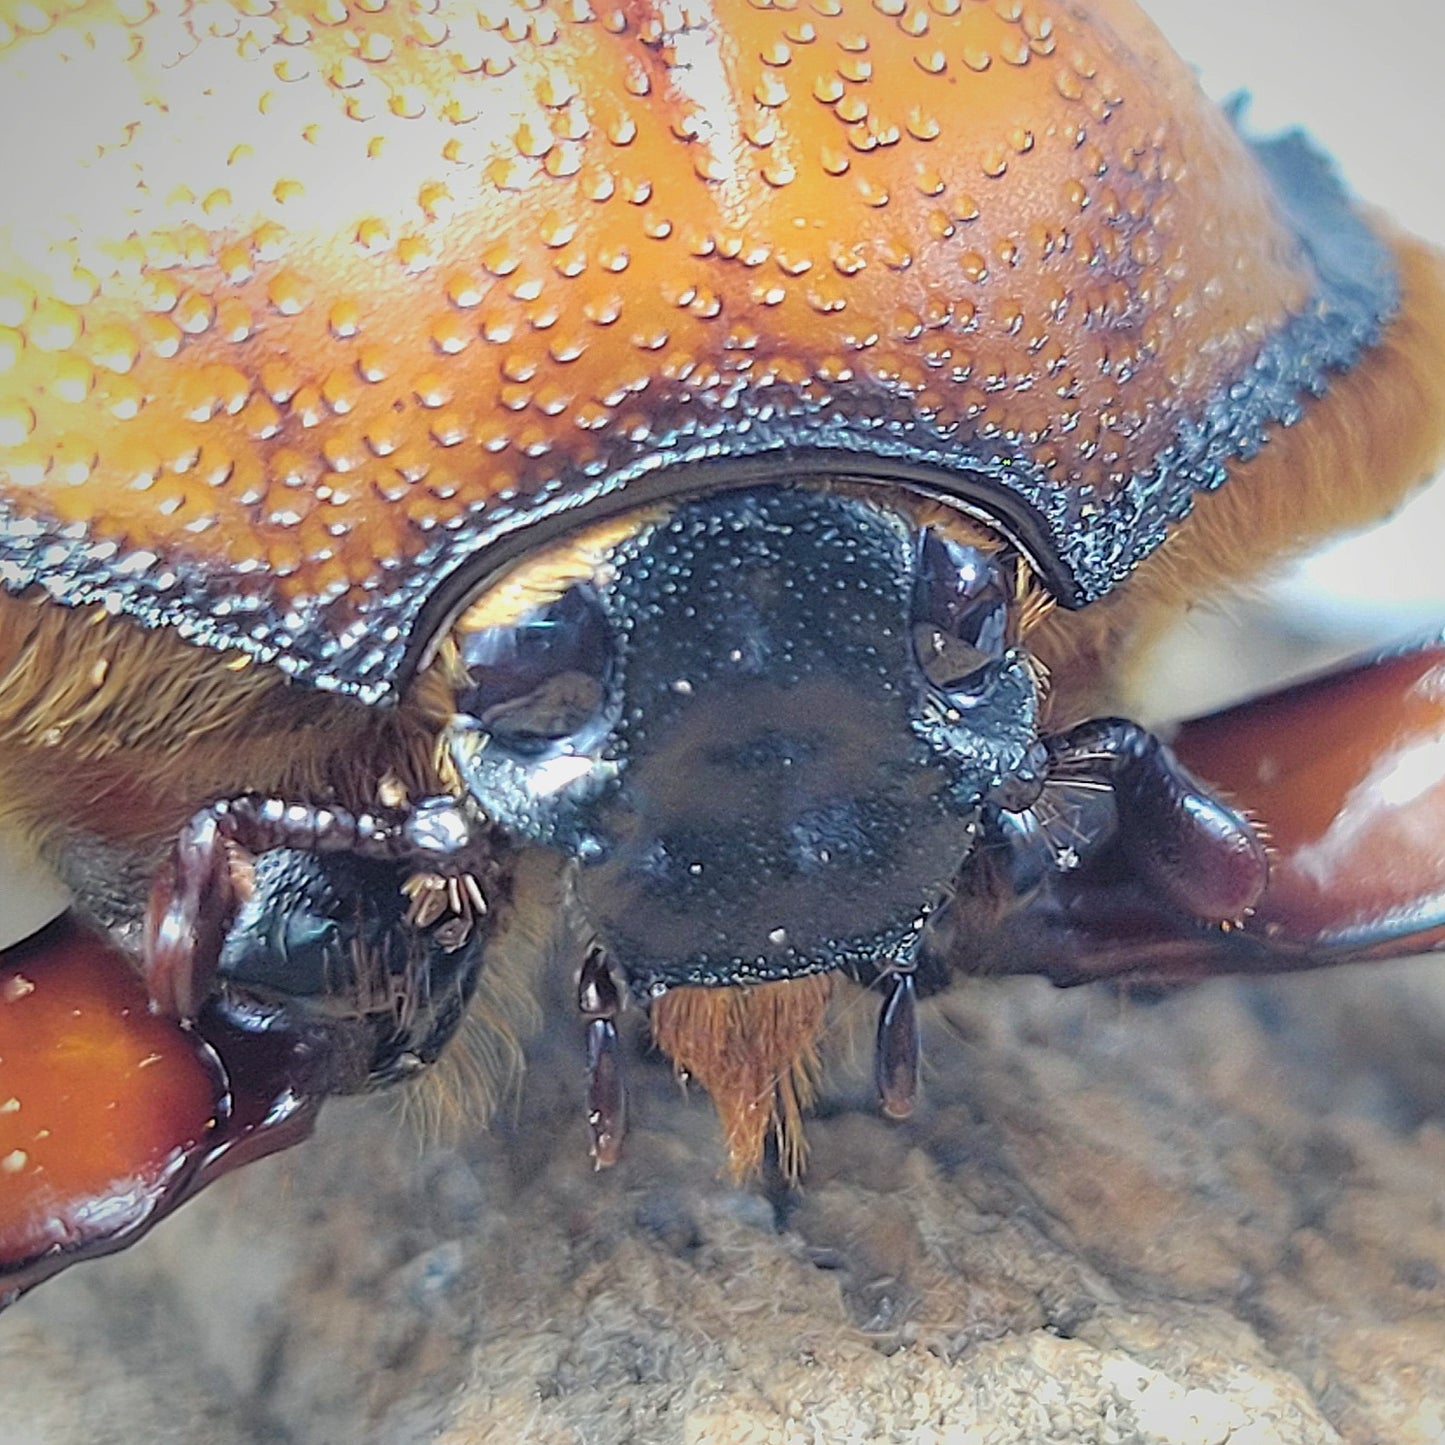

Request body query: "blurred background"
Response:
[1132, 0, 1445, 718]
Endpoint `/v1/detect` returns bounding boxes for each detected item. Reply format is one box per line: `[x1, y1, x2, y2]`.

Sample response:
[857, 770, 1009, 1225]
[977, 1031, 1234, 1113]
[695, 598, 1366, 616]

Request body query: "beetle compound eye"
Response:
[455, 584, 615, 753]
[911, 531, 1012, 700]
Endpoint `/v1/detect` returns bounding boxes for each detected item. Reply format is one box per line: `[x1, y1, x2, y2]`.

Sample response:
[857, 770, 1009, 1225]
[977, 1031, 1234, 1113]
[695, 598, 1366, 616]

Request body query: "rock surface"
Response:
[5, 952, 1445, 1445]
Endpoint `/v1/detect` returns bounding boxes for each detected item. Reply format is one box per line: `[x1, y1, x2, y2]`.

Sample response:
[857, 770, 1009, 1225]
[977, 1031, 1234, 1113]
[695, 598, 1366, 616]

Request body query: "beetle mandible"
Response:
[2, 0, 1445, 1304]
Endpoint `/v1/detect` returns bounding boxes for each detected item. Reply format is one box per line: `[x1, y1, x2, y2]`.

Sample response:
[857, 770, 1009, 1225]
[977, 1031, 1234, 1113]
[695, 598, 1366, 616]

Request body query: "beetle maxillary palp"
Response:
[578, 945, 626, 1168]
[874, 964, 921, 1121]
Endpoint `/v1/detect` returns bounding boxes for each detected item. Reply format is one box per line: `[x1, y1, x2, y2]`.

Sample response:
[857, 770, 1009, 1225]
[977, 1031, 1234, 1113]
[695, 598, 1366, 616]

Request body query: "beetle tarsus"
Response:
[146, 792, 486, 1019]
[579, 947, 626, 1168]
[206, 793, 473, 864]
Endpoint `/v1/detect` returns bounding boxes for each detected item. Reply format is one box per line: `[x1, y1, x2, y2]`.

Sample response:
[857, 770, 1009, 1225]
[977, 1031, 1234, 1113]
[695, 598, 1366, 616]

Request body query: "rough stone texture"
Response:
[4, 945, 1445, 1445]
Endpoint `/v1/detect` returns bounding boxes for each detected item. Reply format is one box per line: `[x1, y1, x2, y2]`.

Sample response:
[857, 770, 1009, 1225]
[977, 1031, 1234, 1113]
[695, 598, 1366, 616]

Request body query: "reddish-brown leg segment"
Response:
[578, 947, 627, 1168]
[975, 637, 1445, 986]
[1173, 637, 1445, 956]
[0, 915, 320, 1307]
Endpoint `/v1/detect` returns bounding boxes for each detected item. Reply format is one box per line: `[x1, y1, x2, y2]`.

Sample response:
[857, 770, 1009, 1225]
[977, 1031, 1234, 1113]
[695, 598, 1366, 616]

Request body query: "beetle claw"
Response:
[400, 869, 487, 944]
[402, 872, 453, 931]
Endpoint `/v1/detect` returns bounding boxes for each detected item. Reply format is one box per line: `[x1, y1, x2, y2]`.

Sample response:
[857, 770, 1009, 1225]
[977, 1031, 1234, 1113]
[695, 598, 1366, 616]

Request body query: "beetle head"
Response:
[447, 485, 1043, 1001]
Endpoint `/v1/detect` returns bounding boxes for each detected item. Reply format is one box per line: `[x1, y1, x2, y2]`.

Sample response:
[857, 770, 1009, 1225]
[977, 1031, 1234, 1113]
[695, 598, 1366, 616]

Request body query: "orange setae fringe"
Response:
[650, 974, 834, 1181]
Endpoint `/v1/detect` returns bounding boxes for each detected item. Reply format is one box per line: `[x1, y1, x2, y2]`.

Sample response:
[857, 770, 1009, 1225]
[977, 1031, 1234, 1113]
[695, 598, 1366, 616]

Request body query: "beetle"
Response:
[2, 0, 1445, 1307]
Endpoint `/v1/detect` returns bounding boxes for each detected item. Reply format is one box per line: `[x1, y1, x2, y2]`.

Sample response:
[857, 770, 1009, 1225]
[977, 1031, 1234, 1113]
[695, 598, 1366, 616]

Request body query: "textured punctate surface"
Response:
[0, 0, 1393, 695]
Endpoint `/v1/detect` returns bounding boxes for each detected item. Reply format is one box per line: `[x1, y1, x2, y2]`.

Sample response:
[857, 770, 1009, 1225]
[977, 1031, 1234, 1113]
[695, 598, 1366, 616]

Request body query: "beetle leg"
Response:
[1043, 717, 1269, 923]
[0, 913, 317, 1305]
[143, 810, 247, 1019]
[578, 945, 626, 1168]
[949, 637, 1445, 987]
[193, 793, 476, 864]
[1170, 634, 1445, 965]
[144, 793, 484, 1021]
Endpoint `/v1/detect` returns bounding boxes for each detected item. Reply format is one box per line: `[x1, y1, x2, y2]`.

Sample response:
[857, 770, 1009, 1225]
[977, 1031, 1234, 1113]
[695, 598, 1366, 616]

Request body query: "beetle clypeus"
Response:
[2, 0, 1445, 1305]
